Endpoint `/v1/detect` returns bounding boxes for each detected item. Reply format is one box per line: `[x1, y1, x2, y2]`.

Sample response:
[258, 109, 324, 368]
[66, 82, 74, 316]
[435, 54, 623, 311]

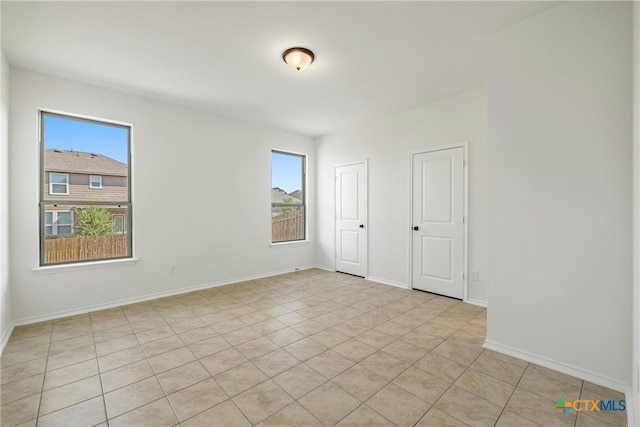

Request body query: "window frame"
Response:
[113, 214, 125, 234]
[89, 175, 102, 189]
[271, 150, 306, 244]
[49, 172, 69, 195]
[44, 210, 74, 236]
[39, 111, 133, 266]
[44, 211, 53, 236]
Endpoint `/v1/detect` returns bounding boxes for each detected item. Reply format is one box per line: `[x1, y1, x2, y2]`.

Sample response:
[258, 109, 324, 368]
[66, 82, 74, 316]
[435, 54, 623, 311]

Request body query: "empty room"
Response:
[0, 1, 638, 427]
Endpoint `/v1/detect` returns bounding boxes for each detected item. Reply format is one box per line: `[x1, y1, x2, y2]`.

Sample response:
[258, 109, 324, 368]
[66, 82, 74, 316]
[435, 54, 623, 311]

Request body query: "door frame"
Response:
[334, 159, 369, 277]
[408, 142, 469, 300]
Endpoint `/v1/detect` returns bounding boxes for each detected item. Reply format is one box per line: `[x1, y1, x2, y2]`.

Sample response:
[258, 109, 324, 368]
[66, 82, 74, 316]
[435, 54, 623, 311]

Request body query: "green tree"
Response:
[74, 206, 113, 236]
[281, 197, 300, 213]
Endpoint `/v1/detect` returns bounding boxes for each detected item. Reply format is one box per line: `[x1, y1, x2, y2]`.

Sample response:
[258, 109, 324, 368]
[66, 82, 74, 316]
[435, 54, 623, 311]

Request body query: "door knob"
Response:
[413, 226, 419, 231]
[359, 224, 365, 228]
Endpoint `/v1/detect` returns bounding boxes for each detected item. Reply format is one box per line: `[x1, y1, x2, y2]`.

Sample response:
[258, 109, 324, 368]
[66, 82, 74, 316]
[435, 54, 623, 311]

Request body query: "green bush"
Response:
[74, 206, 113, 236]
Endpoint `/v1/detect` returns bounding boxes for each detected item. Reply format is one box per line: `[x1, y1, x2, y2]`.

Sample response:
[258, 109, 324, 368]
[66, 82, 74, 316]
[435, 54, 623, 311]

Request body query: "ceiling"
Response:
[1, 1, 558, 137]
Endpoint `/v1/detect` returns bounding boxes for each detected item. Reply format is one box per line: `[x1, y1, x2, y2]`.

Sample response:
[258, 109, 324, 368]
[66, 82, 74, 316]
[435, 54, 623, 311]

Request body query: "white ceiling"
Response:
[2, 1, 558, 137]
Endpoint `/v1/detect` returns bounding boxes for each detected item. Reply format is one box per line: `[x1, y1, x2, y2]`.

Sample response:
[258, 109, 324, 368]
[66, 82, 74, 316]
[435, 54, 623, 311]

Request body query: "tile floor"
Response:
[0, 269, 628, 427]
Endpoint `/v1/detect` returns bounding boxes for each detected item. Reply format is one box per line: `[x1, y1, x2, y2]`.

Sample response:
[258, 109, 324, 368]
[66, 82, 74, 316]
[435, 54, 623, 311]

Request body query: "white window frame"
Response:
[44, 210, 74, 236]
[113, 214, 125, 234]
[49, 172, 69, 195]
[44, 211, 53, 236]
[89, 175, 102, 189]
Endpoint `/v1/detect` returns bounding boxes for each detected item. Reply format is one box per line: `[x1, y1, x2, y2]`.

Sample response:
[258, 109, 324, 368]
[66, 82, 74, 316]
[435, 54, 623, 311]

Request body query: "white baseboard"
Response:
[313, 265, 335, 273]
[1, 322, 14, 355]
[484, 339, 629, 394]
[464, 298, 487, 308]
[366, 276, 409, 289]
[13, 266, 316, 327]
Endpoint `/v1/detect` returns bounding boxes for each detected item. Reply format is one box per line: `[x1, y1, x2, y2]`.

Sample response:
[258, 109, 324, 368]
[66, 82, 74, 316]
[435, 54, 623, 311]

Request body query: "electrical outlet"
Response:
[169, 265, 177, 274]
[471, 271, 479, 281]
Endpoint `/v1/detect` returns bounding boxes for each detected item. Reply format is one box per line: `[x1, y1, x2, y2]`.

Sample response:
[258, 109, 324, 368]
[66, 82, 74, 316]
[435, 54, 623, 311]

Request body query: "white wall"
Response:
[486, 2, 632, 391]
[9, 68, 315, 323]
[316, 88, 488, 304]
[1, 51, 12, 348]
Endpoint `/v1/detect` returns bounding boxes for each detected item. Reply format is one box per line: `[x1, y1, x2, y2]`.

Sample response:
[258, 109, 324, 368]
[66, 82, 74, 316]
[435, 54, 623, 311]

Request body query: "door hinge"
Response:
[461, 272, 465, 281]
[463, 216, 466, 224]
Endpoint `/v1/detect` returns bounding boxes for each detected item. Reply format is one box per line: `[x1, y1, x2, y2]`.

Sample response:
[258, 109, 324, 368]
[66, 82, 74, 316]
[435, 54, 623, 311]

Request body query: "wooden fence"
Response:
[272, 209, 304, 242]
[45, 234, 128, 264]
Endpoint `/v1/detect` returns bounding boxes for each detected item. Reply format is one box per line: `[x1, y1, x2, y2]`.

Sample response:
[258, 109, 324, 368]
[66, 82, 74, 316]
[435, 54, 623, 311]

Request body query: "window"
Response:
[49, 173, 69, 195]
[113, 214, 125, 234]
[89, 175, 102, 189]
[40, 112, 132, 266]
[44, 211, 74, 236]
[271, 150, 305, 243]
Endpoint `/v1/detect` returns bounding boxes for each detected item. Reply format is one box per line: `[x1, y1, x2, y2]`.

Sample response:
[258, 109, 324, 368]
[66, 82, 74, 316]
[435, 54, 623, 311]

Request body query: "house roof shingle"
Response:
[44, 149, 127, 176]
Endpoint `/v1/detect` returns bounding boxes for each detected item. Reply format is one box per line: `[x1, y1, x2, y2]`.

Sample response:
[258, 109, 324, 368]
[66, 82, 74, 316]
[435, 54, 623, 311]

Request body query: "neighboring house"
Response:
[43, 149, 128, 236]
[288, 190, 302, 201]
[271, 187, 301, 216]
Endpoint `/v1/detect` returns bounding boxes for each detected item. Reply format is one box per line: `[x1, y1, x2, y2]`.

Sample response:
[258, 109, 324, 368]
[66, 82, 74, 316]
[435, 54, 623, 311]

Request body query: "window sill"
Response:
[270, 240, 310, 247]
[33, 258, 138, 275]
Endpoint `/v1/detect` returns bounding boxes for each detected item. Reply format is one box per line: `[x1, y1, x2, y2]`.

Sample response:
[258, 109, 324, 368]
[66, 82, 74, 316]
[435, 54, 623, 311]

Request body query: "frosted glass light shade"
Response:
[283, 47, 314, 71]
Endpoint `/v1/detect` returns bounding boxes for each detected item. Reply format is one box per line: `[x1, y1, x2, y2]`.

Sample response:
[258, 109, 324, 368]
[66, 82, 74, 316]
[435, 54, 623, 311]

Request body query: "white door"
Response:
[412, 147, 465, 299]
[335, 162, 367, 277]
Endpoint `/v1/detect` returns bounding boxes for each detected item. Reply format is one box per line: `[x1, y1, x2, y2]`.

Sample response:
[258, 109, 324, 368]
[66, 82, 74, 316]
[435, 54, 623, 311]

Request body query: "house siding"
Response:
[43, 172, 127, 201]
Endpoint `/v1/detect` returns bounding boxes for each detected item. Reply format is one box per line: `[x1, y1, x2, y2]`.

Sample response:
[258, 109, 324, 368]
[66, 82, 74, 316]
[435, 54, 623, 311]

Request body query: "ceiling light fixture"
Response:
[282, 47, 314, 71]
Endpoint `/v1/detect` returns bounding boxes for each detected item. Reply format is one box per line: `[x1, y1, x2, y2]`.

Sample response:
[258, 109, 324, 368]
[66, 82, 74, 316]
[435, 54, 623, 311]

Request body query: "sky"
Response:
[271, 151, 303, 194]
[43, 114, 129, 164]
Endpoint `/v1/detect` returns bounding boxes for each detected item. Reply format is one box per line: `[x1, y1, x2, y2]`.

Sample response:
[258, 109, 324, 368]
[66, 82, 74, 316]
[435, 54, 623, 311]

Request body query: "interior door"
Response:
[412, 147, 465, 299]
[335, 162, 367, 277]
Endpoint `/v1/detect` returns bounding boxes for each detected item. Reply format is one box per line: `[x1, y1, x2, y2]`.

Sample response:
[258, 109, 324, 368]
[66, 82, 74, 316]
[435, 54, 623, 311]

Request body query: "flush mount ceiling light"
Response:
[282, 47, 314, 71]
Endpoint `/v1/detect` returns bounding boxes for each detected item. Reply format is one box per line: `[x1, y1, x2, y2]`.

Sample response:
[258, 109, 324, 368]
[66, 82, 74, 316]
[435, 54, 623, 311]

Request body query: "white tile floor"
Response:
[0, 269, 627, 426]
